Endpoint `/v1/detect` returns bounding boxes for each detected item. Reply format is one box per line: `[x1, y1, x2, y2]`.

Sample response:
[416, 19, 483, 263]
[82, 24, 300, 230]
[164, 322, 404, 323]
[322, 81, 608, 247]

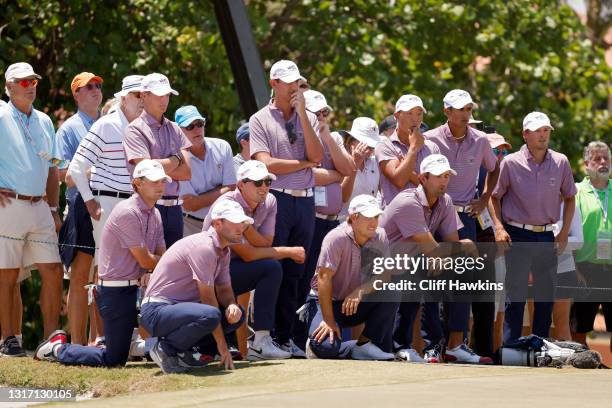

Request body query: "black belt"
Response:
[92, 189, 131, 199]
[162, 195, 179, 199]
[183, 213, 204, 222]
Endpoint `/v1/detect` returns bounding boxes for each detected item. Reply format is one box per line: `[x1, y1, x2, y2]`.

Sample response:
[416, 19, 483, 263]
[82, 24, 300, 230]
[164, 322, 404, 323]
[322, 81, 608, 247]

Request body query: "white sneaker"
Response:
[247, 335, 292, 361]
[280, 339, 306, 358]
[305, 338, 318, 359]
[444, 344, 493, 365]
[34, 330, 67, 361]
[338, 340, 358, 359]
[395, 348, 425, 363]
[351, 342, 395, 361]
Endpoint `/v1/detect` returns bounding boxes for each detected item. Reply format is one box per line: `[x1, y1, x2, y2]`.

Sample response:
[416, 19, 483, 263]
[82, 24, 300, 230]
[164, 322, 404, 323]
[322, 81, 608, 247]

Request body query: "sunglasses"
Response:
[185, 121, 205, 131]
[244, 178, 273, 187]
[80, 83, 102, 91]
[285, 122, 297, 144]
[315, 109, 330, 118]
[14, 78, 38, 88]
[492, 147, 510, 156]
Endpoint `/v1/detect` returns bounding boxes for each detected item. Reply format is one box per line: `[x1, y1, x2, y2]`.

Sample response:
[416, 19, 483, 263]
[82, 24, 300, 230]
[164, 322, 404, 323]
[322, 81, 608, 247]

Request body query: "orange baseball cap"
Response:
[71, 72, 103, 94]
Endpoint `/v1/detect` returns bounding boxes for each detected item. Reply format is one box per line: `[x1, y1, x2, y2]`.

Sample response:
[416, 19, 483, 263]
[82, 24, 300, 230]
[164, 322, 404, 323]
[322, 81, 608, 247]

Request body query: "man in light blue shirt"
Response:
[176, 105, 237, 236]
[0, 62, 63, 357]
[56, 72, 103, 346]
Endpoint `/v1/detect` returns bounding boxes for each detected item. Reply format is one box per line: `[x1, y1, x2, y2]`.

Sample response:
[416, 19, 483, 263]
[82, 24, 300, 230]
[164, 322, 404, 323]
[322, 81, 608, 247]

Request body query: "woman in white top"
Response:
[338, 130, 381, 221]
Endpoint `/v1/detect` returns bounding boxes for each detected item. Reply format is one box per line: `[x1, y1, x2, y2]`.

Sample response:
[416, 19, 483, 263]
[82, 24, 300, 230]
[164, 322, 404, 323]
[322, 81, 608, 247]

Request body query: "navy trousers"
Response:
[503, 224, 557, 342]
[230, 258, 282, 331]
[154, 204, 183, 248]
[57, 286, 138, 366]
[270, 190, 315, 345]
[308, 300, 398, 358]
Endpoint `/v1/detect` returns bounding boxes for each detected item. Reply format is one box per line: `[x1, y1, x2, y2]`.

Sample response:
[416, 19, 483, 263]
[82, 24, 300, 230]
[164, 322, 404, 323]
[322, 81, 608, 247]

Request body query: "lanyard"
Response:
[590, 182, 609, 224]
[13, 106, 65, 167]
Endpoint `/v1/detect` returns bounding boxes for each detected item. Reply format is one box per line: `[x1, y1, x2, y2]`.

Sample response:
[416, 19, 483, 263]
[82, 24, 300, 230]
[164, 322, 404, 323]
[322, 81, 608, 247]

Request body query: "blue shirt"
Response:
[179, 137, 237, 219]
[57, 110, 98, 202]
[0, 102, 61, 196]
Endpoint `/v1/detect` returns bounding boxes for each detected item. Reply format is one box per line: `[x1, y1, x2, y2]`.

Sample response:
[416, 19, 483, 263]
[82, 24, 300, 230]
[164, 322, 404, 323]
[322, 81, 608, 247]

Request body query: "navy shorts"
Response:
[59, 192, 95, 267]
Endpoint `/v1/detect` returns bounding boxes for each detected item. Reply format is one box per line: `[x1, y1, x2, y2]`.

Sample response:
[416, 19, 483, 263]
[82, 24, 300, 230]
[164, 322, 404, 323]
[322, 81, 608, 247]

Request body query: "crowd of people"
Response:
[0, 59, 609, 374]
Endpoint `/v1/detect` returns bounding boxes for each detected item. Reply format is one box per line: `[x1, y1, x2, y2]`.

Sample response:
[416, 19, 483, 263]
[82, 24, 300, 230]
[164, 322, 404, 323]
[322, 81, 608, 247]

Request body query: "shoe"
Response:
[423, 346, 442, 363]
[1, 335, 27, 358]
[247, 335, 292, 361]
[229, 345, 244, 361]
[338, 340, 358, 359]
[304, 338, 318, 359]
[351, 342, 395, 361]
[149, 340, 190, 374]
[34, 330, 67, 361]
[444, 344, 493, 364]
[177, 350, 209, 368]
[280, 339, 306, 358]
[395, 348, 425, 363]
[93, 336, 106, 349]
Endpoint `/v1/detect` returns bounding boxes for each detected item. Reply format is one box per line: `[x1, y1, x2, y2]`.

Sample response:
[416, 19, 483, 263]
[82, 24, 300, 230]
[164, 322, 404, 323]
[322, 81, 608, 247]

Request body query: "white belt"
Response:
[97, 279, 139, 287]
[454, 205, 471, 213]
[506, 221, 554, 233]
[272, 188, 314, 198]
[316, 212, 339, 221]
[156, 198, 183, 206]
[141, 296, 175, 306]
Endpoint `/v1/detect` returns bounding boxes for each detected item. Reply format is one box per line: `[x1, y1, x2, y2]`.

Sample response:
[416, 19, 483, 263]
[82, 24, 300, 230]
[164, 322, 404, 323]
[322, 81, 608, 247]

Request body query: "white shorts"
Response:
[91, 195, 124, 265]
[183, 215, 203, 237]
[0, 199, 61, 269]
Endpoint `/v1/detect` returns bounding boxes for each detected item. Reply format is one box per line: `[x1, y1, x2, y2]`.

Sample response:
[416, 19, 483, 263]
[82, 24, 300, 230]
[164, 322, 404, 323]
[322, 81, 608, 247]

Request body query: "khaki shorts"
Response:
[0, 199, 61, 269]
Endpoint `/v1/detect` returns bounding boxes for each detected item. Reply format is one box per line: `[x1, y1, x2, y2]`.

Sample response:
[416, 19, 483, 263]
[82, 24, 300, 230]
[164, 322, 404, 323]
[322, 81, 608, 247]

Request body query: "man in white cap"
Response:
[296, 89, 354, 350]
[490, 111, 576, 342]
[203, 160, 306, 360]
[0, 62, 63, 357]
[175, 105, 236, 236]
[66, 75, 146, 346]
[249, 60, 324, 356]
[379, 154, 493, 364]
[376, 94, 440, 207]
[338, 117, 382, 220]
[138, 200, 252, 373]
[34, 160, 170, 367]
[123, 73, 192, 247]
[306, 194, 397, 360]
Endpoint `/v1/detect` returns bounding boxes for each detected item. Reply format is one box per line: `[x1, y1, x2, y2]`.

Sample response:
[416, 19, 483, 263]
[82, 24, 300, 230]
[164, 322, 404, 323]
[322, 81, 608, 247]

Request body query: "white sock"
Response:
[15, 334, 23, 347]
[253, 330, 270, 346]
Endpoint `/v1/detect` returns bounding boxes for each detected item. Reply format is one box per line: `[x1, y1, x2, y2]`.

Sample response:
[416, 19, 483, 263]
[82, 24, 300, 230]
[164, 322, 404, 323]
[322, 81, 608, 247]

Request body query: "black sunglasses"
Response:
[244, 178, 273, 187]
[285, 122, 297, 144]
[185, 121, 205, 131]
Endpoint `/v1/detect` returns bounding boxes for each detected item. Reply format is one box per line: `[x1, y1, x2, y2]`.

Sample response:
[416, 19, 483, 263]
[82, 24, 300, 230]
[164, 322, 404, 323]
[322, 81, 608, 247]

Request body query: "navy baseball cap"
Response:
[236, 122, 249, 144]
[175, 105, 206, 128]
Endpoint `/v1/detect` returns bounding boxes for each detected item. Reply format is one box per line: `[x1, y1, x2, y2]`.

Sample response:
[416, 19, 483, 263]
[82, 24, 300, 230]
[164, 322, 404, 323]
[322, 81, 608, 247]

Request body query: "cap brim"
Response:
[144, 174, 172, 183]
[349, 131, 380, 148]
[114, 87, 143, 99]
[276, 73, 301, 83]
[357, 208, 384, 218]
[524, 124, 554, 131]
[395, 105, 427, 114]
[150, 88, 179, 96]
[243, 170, 277, 181]
[225, 214, 254, 225]
[428, 168, 457, 176]
[447, 102, 478, 109]
[179, 115, 206, 127]
[10, 73, 42, 80]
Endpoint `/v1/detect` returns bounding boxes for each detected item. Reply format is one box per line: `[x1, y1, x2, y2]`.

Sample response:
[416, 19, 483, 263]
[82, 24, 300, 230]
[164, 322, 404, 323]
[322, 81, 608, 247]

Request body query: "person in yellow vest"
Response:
[572, 141, 611, 351]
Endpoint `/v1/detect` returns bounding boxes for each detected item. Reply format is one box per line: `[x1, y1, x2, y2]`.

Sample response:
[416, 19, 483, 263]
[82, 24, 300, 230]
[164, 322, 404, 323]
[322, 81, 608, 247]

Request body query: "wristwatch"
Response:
[49, 207, 58, 213]
[173, 152, 183, 166]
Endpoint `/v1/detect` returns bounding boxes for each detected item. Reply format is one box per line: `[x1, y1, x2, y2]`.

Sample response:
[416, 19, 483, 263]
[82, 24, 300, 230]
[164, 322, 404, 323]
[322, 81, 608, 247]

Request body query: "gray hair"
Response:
[583, 141, 611, 162]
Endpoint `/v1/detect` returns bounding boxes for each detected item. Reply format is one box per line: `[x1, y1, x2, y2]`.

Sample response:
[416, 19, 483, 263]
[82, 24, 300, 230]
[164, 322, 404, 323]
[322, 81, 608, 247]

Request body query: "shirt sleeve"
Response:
[395, 201, 429, 239]
[374, 139, 400, 163]
[186, 242, 217, 286]
[492, 159, 510, 199]
[179, 180, 197, 197]
[257, 195, 277, 237]
[123, 124, 151, 165]
[317, 231, 344, 272]
[481, 139, 497, 172]
[222, 142, 237, 185]
[108, 210, 146, 249]
[248, 114, 270, 158]
[436, 199, 463, 238]
[45, 117, 61, 167]
[154, 211, 166, 250]
[214, 251, 232, 286]
[177, 126, 192, 151]
[559, 158, 578, 198]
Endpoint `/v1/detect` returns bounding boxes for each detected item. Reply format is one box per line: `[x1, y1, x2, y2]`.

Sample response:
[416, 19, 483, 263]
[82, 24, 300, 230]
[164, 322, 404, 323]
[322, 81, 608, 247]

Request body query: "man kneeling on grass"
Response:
[306, 195, 399, 360]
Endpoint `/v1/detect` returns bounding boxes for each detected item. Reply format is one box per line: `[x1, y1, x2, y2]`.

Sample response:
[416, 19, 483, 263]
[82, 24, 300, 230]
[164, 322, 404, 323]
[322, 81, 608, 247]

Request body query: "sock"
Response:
[357, 339, 369, 346]
[15, 334, 23, 347]
[253, 330, 270, 346]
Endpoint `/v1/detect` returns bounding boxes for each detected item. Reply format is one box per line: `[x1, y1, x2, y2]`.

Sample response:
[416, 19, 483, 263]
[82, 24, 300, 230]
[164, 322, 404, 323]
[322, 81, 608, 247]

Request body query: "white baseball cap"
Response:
[395, 94, 427, 113]
[237, 160, 277, 181]
[304, 90, 332, 113]
[348, 194, 384, 218]
[522, 111, 554, 131]
[5, 62, 41, 81]
[443, 89, 478, 109]
[419, 154, 457, 176]
[133, 159, 172, 182]
[343, 117, 381, 148]
[270, 60, 302, 83]
[114, 75, 145, 98]
[211, 200, 254, 224]
[141, 73, 179, 96]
